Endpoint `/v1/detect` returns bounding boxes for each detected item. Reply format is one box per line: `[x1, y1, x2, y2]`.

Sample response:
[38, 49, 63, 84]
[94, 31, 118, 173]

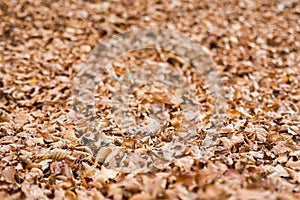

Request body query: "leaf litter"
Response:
[0, 0, 300, 199]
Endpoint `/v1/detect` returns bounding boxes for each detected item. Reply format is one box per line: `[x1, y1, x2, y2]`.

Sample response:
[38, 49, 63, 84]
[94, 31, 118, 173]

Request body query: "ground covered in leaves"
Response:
[1, 0, 300, 199]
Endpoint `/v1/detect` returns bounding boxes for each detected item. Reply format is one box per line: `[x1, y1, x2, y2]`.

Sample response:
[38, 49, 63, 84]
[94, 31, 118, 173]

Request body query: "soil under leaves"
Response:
[0, 0, 300, 199]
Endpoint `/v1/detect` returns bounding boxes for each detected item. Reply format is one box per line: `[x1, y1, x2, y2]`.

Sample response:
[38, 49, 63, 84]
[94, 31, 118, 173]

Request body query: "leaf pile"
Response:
[0, 0, 300, 199]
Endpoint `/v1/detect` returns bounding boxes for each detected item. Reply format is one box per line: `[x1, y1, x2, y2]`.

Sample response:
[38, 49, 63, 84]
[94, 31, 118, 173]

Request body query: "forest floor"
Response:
[1, 0, 300, 199]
